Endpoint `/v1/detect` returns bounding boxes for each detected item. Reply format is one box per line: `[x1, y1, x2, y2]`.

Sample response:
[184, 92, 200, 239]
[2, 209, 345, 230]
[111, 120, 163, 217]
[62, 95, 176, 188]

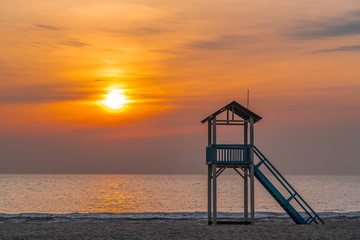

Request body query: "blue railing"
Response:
[206, 144, 252, 164]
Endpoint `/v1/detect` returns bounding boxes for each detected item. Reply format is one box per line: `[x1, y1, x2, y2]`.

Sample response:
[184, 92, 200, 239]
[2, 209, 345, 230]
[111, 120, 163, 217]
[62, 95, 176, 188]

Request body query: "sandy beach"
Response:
[1, 217, 359, 240]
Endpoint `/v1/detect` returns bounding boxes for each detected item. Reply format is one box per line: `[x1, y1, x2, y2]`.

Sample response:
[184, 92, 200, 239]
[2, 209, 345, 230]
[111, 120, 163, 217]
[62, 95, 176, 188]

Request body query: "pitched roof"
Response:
[201, 101, 262, 124]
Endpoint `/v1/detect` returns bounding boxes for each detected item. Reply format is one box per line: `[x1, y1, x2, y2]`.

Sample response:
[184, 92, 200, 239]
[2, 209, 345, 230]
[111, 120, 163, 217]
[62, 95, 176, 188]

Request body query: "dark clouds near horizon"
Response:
[0, 84, 89, 104]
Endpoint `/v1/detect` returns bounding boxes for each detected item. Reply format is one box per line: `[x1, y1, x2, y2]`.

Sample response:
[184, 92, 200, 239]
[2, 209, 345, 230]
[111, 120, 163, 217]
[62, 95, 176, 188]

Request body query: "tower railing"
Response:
[206, 144, 252, 164]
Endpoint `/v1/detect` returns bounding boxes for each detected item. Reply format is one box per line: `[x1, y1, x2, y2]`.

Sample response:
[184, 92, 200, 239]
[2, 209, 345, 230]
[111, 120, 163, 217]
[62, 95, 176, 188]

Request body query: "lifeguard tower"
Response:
[202, 101, 324, 225]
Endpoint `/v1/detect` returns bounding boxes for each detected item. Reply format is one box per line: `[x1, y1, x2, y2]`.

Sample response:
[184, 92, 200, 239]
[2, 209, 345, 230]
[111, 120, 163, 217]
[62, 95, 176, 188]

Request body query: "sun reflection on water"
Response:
[2, 175, 358, 215]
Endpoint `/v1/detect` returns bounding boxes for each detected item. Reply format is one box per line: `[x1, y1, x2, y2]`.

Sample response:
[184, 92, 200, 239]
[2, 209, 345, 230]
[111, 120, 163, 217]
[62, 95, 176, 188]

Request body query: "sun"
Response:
[101, 87, 129, 110]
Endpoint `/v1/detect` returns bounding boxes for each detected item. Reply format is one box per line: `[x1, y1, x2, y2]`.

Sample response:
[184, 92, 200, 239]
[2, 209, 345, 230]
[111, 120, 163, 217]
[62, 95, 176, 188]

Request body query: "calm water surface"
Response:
[0, 175, 359, 218]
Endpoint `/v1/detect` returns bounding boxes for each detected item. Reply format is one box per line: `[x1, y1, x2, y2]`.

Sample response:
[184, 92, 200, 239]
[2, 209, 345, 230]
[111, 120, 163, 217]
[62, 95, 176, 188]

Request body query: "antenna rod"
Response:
[247, 89, 250, 109]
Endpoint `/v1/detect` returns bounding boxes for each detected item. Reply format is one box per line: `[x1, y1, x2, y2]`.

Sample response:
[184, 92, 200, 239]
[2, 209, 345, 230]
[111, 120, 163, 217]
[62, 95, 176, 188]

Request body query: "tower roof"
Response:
[201, 101, 262, 124]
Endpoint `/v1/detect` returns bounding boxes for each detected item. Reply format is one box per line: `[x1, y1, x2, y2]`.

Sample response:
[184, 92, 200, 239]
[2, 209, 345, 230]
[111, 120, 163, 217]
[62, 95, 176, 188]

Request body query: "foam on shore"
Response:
[1, 211, 359, 223]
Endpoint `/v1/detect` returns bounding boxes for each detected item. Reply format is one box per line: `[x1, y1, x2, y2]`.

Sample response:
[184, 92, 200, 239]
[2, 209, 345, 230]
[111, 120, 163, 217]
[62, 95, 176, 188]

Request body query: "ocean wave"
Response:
[1, 211, 359, 222]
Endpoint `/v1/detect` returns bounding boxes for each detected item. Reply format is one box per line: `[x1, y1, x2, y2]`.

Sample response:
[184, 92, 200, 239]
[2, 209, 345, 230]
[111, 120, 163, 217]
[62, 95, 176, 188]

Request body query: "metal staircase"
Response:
[253, 146, 324, 224]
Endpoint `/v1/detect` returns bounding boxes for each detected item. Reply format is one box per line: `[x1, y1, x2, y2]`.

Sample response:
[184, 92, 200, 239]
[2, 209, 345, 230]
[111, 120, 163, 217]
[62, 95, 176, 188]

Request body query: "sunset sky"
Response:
[0, 0, 359, 174]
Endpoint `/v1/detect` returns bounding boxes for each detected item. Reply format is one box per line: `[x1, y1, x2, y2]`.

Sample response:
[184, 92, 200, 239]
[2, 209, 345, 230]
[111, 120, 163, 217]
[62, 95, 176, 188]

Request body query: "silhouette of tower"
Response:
[202, 101, 324, 225]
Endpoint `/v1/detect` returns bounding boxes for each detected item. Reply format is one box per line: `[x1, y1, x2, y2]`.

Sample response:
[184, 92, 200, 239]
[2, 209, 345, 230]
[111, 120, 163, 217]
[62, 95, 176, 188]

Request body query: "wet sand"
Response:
[0, 217, 359, 240]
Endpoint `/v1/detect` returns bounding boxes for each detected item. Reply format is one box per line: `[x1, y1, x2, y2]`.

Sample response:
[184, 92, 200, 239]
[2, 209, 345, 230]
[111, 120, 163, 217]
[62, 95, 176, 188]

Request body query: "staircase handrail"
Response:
[253, 146, 324, 224]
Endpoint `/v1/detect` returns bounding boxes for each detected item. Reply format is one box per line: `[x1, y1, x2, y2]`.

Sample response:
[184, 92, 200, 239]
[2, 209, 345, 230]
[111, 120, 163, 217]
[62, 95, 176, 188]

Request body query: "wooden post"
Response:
[213, 117, 216, 146]
[244, 122, 248, 144]
[208, 165, 212, 225]
[213, 164, 217, 225]
[227, 109, 229, 124]
[249, 117, 255, 224]
[244, 122, 248, 222]
[208, 120, 212, 146]
[207, 120, 212, 225]
[250, 163, 254, 224]
[244, 167, 248, 222]
[212, 117, 217, 225]
[244, 121, 248, 163]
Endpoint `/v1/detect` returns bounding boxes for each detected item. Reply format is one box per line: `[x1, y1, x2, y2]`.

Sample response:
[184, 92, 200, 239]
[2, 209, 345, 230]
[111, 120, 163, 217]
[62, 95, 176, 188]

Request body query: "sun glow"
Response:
[101, 87, 129, 110]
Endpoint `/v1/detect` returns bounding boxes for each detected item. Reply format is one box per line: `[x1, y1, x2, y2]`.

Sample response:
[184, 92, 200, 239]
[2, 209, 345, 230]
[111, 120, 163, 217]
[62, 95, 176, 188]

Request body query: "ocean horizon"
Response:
[1, 174, 359, 222]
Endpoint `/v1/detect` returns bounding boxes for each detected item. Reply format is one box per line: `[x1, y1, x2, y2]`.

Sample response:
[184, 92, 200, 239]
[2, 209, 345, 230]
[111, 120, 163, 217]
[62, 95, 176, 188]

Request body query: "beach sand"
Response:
[0, 217, 359, 240]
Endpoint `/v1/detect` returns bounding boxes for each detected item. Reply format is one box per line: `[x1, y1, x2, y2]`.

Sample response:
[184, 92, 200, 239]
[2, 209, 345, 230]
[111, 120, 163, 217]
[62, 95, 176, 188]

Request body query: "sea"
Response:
[0, 174, 359, 222]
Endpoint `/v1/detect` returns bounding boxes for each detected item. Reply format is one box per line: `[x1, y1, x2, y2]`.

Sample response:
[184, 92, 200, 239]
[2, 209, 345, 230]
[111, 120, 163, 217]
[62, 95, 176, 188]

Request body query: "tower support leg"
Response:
[250, 163, 255, 224]
[212, 164, 217, 225]
[208, 165, 212, 225]
[244, 167, 248, 222]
